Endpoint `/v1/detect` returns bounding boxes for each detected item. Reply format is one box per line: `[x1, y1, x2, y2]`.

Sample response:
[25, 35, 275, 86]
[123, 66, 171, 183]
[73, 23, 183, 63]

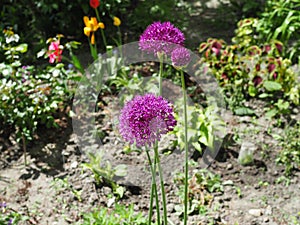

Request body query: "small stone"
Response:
[292, 108, 299, 114]
[134, 204, 139, 211]
[70, 161, 78, 169]
[167, 203, 175, 212]
[226, 163, 233, 170]
[283, 194, 290, 199]
[238, 141, 257, 166]
[102, 187, 111, 195]
[107, 197, 115, 207]
[265, 205, 272, 215]
[249, 209, 263, 217]
[263, 217, 269, 222]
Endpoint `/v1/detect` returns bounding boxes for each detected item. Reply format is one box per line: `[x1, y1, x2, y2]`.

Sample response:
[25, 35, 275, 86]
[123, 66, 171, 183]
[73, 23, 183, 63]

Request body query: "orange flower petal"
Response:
[98, 22, 105, 29]
[84, 27, 91, 36]
[91, 33, 95, 45]
[83, 16, 90, 27]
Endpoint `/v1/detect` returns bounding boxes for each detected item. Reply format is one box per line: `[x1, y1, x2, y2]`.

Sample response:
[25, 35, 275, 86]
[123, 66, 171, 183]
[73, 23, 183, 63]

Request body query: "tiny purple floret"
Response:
[139, 21, 185, 56]
[119, 93, 177, 147]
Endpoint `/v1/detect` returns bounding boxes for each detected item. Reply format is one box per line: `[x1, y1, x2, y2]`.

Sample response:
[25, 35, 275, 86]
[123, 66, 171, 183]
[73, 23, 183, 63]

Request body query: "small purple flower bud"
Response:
[171, 47, 191, 67]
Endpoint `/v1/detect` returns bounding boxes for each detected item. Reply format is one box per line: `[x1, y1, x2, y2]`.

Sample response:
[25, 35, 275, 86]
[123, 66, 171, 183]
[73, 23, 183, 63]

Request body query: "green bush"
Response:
[199, 19, 300, 111]
[276, 121, 300, 176]
[0, 29, 77, 145]
[256, 0, 300, 62]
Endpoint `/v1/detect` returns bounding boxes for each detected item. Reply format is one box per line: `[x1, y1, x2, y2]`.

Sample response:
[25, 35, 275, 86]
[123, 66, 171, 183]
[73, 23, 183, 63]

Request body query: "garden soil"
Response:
[1, 95, 299, 225]
[1, 1, 300, 225]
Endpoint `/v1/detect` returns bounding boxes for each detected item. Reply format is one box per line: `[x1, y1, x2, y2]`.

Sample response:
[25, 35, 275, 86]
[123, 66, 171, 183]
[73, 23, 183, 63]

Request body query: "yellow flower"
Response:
[113, 16, 121, 26]
[99, 22, 105, 29]
[83, 16, 100, 44]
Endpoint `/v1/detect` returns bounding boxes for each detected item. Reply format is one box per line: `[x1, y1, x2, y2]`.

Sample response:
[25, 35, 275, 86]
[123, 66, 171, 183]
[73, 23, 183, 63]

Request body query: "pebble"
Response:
[70, 161, 78, 169]
[102, 186, 111, 195]
[249, 209, 263, 217]
[226, 163, 233, 170]
[167, 203, 174, 212]
[263, 217, 270, 222]
[265, 205, 272, 215]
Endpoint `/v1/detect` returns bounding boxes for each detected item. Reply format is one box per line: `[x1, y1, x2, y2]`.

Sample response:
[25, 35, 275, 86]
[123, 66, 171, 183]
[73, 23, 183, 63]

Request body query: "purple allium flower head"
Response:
[171, 47, 191, 67]
[119, 93, 177, 147]
[139, 21, 185, 56]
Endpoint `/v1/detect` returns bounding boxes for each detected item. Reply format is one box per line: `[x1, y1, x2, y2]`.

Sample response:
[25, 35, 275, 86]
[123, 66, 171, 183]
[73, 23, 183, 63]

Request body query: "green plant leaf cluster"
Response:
[174, 168, 223, 216]
[199, 20, 300, 111]
[81, 203, 148, 225]
[275, 121, 300, 176]
[172, 104, 225, 152]
[81, 151, 127, 198]
[256, 0, 300, 62]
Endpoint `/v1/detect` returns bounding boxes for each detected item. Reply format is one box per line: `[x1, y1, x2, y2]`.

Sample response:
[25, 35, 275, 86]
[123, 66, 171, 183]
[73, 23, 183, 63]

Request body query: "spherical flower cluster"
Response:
[139, 21, 185, 56]
[47, 40, 62, 64]
[119, 93, 177, 147]
[171, 47, 191, 67]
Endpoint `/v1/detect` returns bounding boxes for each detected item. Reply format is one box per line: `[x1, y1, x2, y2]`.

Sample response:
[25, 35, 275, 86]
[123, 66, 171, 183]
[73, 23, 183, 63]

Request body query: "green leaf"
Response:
[234, 107, 256, 116]
[37, 48, 47, 58]
[15, 43, 28, 53]
[258, 93, 270, 98]
[114, 186, 125, 198]
[114, 164, 127, 177]
[248, 85, 257, 97]
[71, 54, 84, 73]
[265, 108, 278, 118]
[263, 81, 282, 91]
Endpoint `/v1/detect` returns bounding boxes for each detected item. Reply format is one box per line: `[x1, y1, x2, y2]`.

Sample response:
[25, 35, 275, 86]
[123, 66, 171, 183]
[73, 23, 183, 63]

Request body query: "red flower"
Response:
[268, 63, 276, 73]
[275, 42, 283, 54]
[221, 73, 228, 80]
[255, 64, 260, 71]
[90, 0, 100, 9]
[253, 76, 262, 86]
[48, 40, 62, 63]
[263, 44, 271, 54]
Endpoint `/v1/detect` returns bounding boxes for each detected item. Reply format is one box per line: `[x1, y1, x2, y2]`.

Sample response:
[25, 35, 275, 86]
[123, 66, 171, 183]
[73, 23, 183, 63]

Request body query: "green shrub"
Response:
[256, 0, 300, 62]
[0, 29, 77, 145]
[198, 19, 300, 111]
[276, 121, 300, 176]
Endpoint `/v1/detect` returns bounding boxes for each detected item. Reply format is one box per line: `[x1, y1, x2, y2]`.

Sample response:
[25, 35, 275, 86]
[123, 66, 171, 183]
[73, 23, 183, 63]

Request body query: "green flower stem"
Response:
[89, 40, 98, 60]
[95, 9, 107, 50]
[154, 141, 168, 225]
[180, 69, 189, 225]
[146, 148, 160, 225]
[158, 53, 164, 96]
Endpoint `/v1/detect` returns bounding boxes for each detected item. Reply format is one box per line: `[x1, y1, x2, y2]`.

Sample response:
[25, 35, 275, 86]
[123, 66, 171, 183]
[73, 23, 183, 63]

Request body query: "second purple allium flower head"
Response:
[139, 21, 185, 56]
[171, 47, 191, 67]
[119, 93, 177, 147]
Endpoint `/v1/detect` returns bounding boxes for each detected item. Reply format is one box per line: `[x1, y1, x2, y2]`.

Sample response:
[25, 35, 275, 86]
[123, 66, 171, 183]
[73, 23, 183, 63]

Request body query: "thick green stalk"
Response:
[154, 142, 168, 225]
[146, 148, 160, 225]
[181, 70, 189, 225]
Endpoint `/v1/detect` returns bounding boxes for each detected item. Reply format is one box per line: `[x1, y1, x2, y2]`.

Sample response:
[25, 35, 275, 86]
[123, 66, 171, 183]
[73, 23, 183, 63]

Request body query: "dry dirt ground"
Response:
[0, 94, 299, 225]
